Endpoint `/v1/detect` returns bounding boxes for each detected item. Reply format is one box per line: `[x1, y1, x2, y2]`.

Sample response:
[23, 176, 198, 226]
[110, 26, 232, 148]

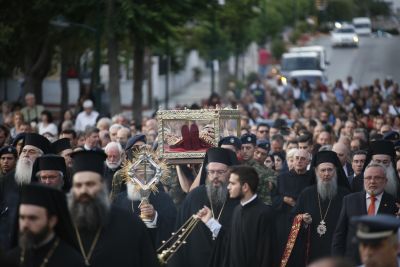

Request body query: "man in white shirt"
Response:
[74, 100, 99, 132]
[343, 76, 358, 95]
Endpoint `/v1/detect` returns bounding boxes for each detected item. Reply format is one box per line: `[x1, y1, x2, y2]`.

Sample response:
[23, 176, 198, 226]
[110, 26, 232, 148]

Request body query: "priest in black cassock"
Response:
[167, 147, 239, 267]
[6, 183, 83, 266]
[288, 151, 351, 267]
[68, 150, 159, 267]
[113, 178, 177, 248]
[197, 165, 274, 267]
[272, 149, 314, 263]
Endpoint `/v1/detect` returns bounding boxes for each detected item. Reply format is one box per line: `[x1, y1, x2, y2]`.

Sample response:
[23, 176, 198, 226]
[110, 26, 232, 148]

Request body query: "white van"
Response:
[352, 17, 372, 35]
[279, 52, 321, 84]
[289, 46, 329, 70]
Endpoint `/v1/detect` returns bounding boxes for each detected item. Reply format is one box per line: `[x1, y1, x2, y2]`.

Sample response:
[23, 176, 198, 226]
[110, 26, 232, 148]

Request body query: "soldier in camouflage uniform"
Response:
[240, 133, 277, 205]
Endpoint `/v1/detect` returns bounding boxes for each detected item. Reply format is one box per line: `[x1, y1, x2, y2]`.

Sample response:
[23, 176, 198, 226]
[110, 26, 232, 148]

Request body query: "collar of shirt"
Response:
[366, 191, 383, 201]
[241, 194, 257, 206]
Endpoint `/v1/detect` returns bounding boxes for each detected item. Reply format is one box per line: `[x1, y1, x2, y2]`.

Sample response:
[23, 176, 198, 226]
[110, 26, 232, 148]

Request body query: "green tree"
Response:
[326, 0, 355, 21]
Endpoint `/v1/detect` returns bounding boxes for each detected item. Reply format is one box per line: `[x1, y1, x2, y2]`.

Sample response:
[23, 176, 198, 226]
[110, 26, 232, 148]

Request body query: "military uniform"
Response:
[243, 159, 276, 205]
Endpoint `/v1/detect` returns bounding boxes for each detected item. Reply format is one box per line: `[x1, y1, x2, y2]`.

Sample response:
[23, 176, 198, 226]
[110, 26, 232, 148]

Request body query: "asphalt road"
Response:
[311, 34, 400, 87]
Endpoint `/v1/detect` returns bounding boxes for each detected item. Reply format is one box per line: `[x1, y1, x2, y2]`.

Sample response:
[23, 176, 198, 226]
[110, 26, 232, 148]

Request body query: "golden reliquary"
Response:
[156, 107, 240, 164]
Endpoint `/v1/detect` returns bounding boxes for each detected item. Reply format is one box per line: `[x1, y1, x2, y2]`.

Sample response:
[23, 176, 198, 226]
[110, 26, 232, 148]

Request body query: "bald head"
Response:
[332, 142, 349, 166]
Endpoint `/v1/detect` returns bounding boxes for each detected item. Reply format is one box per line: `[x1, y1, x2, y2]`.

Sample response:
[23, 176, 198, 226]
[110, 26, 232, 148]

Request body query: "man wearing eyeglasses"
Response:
[332, 163, 398, 265]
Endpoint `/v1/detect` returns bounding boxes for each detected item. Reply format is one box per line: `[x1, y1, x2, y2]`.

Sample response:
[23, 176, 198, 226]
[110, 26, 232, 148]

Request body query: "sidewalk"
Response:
[159, 73, 214, 110]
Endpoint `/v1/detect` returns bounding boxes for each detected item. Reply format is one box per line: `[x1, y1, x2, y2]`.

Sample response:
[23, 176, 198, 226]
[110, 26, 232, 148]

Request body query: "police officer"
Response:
[353, 214, 400, 267]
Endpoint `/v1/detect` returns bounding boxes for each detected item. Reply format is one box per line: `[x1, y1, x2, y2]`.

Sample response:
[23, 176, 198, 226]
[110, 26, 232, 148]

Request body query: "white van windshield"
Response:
[281, 57, 320, 71]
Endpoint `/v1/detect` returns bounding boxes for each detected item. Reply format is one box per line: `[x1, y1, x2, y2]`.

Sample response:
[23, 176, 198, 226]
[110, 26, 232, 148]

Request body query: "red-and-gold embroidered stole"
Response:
[280, 214, 304, 267]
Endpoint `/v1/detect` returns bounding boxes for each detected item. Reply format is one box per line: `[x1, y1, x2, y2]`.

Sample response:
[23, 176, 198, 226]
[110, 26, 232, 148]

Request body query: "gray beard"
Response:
[127, 182, 142, 201]
[106, 159, 122, 170]
[15, 158, 33, 185]
[206, 179, 228, 209]
[67, 186, 110, 231]
[317, 174, 338, 201]
[385, 163, 398, 197]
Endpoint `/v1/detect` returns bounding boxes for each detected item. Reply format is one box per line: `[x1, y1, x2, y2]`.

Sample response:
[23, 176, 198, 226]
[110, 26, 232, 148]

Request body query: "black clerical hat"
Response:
[218, 136, 242, 150]
[199, 147, 239, 185]
[52, 138, 72, 154]
[19, 184, 78, 249]
[125, 134, 147, 151]
[370, 140, 395, 159]
[312, 150, 341, 167]
[352, 214, 400, 243]
[0, 146, 17, 158]
[240, 133, 256, 145]
[20, 183, 60, 215]
[32, 154, 66, 177]
[71, 150, 106, 176]
[23, 133, 51, 154]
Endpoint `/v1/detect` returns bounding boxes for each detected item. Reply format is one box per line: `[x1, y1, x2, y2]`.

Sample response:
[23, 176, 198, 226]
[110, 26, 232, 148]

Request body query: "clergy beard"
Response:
[15, 157, 34, 185]
[127, 182, 142, 201]
[68, 186, 110, 231]
[384, 163, 398, 197]
[106, 158, 122, 170]
[206, 179, 228, 209]
[317, 174, 338, 201]
[19, 224, 51, 250]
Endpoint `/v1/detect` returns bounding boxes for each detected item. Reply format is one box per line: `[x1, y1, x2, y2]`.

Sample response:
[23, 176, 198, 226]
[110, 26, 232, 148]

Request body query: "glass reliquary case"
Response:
[157, 108, 240, 163]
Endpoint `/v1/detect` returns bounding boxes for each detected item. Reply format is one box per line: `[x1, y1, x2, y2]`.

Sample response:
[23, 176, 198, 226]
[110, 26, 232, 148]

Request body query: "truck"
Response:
[352, 17, 372, 35]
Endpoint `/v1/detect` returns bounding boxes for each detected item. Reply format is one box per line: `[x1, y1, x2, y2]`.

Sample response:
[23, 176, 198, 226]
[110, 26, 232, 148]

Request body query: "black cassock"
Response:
[271, 170, 313, 264]
[76, 205, 159, 267]
[167, 185, 238, 267]
[6, 236, 83, 267]
[288, 185, 350, 267]
[113, 190, 177, 248]
[215, 197, 274, 267]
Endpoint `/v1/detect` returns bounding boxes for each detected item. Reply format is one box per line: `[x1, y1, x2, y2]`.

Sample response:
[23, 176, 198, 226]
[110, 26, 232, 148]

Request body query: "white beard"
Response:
[105, 159, 121, 170]
[385, 163, 398, 197]
[15, 158, 34, 185]
[317, 174, 338, 201]
[127, 182, 142, 201]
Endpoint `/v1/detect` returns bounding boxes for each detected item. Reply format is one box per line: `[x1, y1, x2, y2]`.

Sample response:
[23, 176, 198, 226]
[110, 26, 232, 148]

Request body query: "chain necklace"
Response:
[317, 193, 332, 237]
[20, 237, 60, 267]
[74, 225, 102, 266]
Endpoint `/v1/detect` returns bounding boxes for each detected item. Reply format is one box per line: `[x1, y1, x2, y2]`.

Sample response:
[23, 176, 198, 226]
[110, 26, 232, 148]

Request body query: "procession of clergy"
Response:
[1, 131, 400, 267]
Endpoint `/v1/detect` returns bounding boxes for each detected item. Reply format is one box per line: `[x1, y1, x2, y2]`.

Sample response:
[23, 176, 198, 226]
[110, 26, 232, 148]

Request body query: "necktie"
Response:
[368, 196, 376, 215]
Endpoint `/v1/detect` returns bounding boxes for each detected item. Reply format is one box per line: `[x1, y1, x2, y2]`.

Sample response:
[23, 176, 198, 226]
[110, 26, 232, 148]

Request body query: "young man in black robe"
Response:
[272, 149, 313, 263]
[167, 147, 239, 267]
[197, 165, 274, 267]
[288, 151, 351, 267]
[68, 150, 159, 267]
[113, 178, 177, 248]
[6, 183, 83, 266]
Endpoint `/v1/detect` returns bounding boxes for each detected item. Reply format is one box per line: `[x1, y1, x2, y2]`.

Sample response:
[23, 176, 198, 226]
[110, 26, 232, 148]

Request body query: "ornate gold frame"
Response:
[157, 108, 240, 163]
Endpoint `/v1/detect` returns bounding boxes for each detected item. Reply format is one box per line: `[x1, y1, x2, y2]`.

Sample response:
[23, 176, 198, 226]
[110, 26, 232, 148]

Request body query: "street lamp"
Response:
[50, 15, 102, 113]
[210, 0, 225, 95]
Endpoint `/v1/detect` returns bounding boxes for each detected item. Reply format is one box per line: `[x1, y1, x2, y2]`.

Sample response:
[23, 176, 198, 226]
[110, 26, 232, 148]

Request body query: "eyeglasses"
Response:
[207, 170, 227, 176]
[364, 176, 385, 182]
[258, 130, 269, 133]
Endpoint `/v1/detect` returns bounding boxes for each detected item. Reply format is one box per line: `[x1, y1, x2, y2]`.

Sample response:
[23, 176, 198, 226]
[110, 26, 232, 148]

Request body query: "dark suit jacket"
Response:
[332, 191, 398, 265]
[351, 174, 364, 192]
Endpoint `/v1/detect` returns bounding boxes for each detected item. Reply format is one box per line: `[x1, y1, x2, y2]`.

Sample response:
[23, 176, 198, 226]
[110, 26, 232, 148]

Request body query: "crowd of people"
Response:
[0, 72, 400, 267]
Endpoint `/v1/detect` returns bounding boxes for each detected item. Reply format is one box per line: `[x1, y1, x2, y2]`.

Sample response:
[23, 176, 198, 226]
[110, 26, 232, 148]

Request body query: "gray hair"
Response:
[364, 162, 387, 177]
[104, 141, 124, 155]
[109, 123, 123, 132]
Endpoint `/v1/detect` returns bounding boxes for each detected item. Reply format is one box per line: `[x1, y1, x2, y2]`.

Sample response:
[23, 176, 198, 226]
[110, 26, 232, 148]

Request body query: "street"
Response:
[311, 34, 400, 86]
